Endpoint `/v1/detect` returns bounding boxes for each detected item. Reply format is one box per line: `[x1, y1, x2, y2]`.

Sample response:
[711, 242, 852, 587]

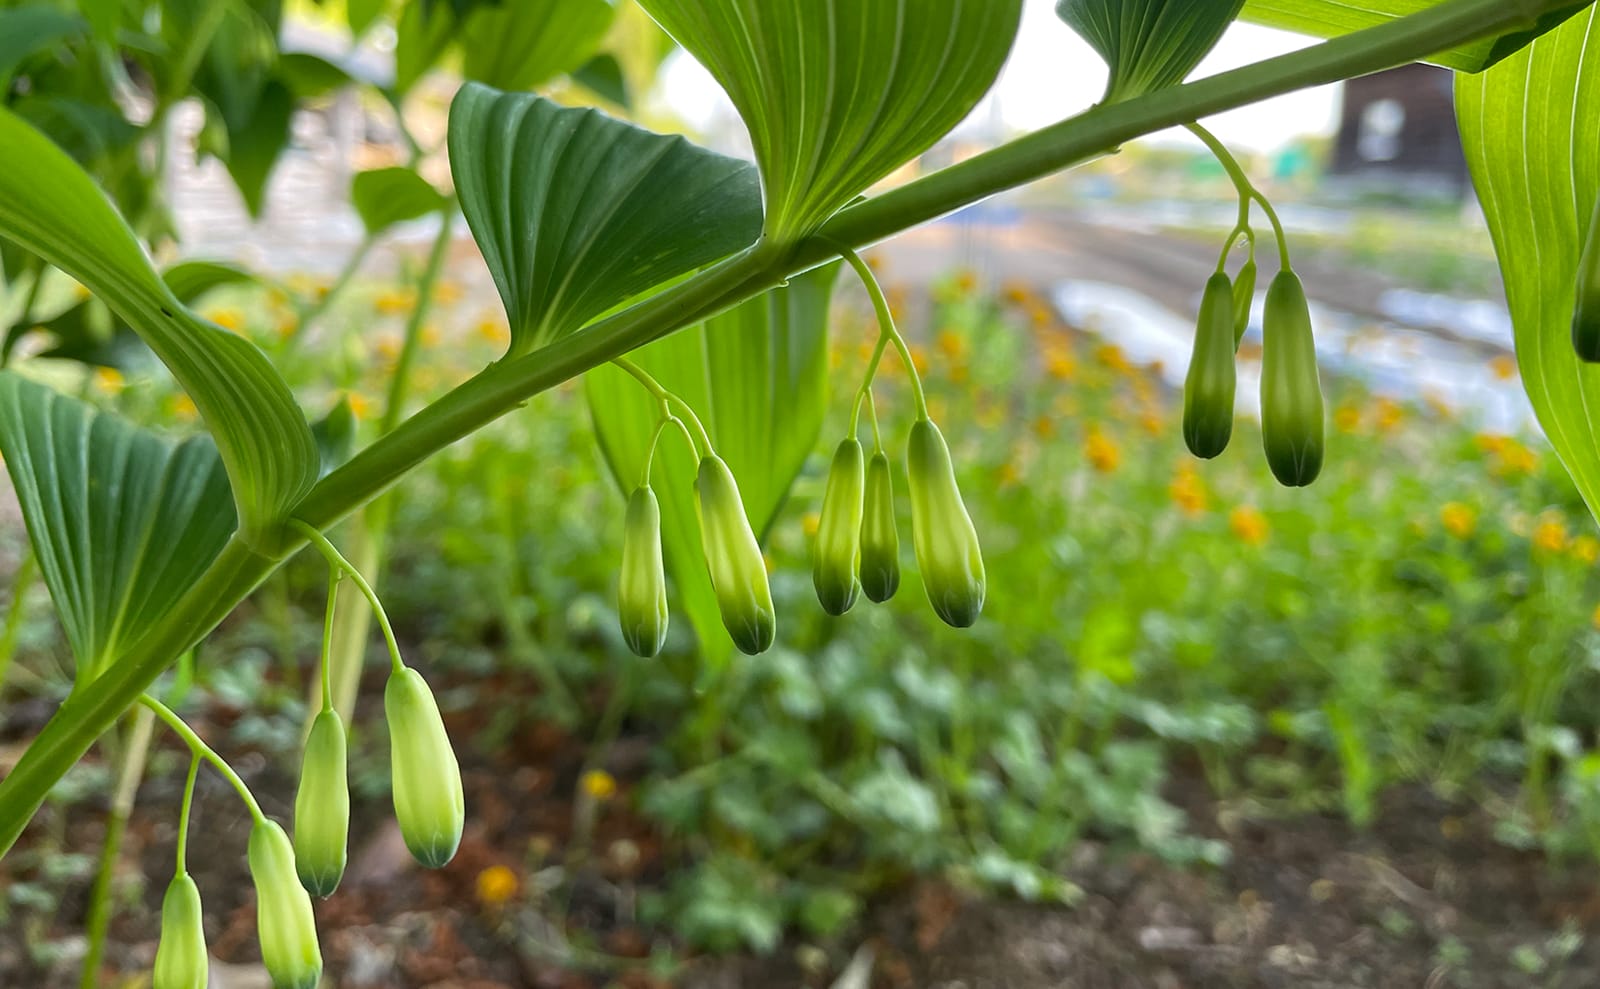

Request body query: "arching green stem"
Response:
[138, 695, 264, 823]
[611, 356, 715, 454]
[318, 569, 341, 713]
[838, 246, 927, 419]
[290, 520, 405, 675]
[1187, 121, 1290, 268]
[639, 414, 700, 487]
[176, 752, 199, 874]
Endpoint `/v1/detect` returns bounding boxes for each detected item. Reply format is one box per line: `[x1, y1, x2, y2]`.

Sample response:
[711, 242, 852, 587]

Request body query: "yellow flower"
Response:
[1440, 502, 1476, 539]
[374, 288, 416, 315]
[167, 394, 197, 422]
[1474, 433, 1507, 455]
[94, 367, 124, 395]
[953, 268, 978, 296]
[936, 329, 966, 362]
[475, 865, 519, 907]
[1138, 411, 1164, 437]
[346, 392, 373, 421]
[1592, 602, 1600, 631]
[1028, 304, 1054, 329]
[1489, 354, 1518, 381]
[1085, 429, 1120, 473]
[1169, 466, 1207, 516]
[1229, 505, 1270, 545]
[1002, 280, 1033, 306]
[476, 316, 509, 345]
[996, 460, 1021, 487]
[1334, 404, 1362, 434]
[801, 511, 821, 538]
[374, 337, 401, 362]
[276, 315, 299, 339]
[1571, 535, 1599, 565]
[1045, 352, 1076, 382]
[949, 362, 969, 385]
[1373, 398, 1404, 434]
[1493, 439, 1538, 478]
[1533, 517, 1569, 553]
[1032, 415, 1056, 440]
[581, 769, 617, 801]
[909, 345, 930, 376]
[204, 307, 244, 333]
[1094, 343, 1130, 374]
[434, 280, 464, 305]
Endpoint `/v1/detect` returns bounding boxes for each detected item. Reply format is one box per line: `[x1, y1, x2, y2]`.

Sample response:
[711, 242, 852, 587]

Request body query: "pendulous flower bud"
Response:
[858, 449, 901, 603]
[153, 873, 208, 989]
[1260, 270, 1325, 487]
[813, 438, 865, 615]
[293, 708, 349, 897]
[385, 666, 465, 868]
[618, 485, 669, 657]
[693, 455, 775, 654]
[247, 819, 322, 989]
[1231, 257, 1256, 346]
[1183, 272, 1238, 460]
[1574, 194, 1600, 361]
[905, 418, 985, 628]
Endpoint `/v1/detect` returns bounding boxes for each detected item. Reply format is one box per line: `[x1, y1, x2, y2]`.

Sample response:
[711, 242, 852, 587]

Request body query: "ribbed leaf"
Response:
[1241, 0, 1592, 72]
[459, 0, 615, 92]
[448, 84, 763, 356]
[637, 0, 1021, 243]
[1458, 8, 1600, 516]
[0, 5, 85, 90]
[351, 166, 447, 237]
[586, 263, 840, 663]
[0, 373, 236, 681]
[0, 108, 319, 541]
[1059, 0, 1244, 103]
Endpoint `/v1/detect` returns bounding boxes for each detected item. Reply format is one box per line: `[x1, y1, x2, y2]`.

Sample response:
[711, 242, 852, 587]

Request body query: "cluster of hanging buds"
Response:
[608, 247, 985, 658]
[811, 249, 985, 628]
[1180, 122, 1324, 488]
[148, 521, 466, 989]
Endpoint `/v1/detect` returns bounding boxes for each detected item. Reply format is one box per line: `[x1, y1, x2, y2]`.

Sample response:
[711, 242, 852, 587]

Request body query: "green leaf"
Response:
[1241, 0, 1593, 73]
[0, 373, 236, 681]
[459, 0, 615, 92]
[637, 0, 1022, 243]
[160, 260, 257, 304]
[1058, 0, 1244, 103]
[1457, 8, 1600, 516]
[0, 107, 319, 541]
[277, 52, 354, 100]
[586, 262, 840, 664]
[220, 81, 295, 218]
[311, 396, 358, 477]
[394, 0, 456, 96]
[448, 84, 763, 355]
[347, 0, 387, 37]
[351, 166, 447, 237]
[0, 6, 85, 90]
[573, 53, 630, 109]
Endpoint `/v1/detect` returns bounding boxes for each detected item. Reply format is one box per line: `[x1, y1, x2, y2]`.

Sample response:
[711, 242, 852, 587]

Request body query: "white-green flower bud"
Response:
[246, 819, 321, 989]
[858, 449, 900, 603]
[618, 485, 669, 657]
[693, 454, 775, 654]
[153, 873, 208, 989]
[813, 438, 865, 615]
[385, 666, 465, 868]
[293, 708, 349, 897]
[906, 418, 985, 627]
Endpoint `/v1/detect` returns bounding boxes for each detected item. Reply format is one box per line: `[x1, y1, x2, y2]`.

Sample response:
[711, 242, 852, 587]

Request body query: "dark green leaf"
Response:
[0, 6, 85, 90]
[459, 0, 614, 92]
[351, 166, 447, 236]
[221, 81, 295, 218]
[1458, 8, 1600, 516]
[347, 0, 388, 37]
[573, 53, 629, 109]
[161, 260, 257, 304]
[637, 0, 1021, 243]
[448, 84, 762, 355]
[0, 107, 319, 540]
[586, 263, 840, 664]
[277, 52, 353, 100]
[394, 0, 455, 96]
[0, 373, 236, 681]
[1241, 0, 1593, 73]
[1058, 0, 1244, 103]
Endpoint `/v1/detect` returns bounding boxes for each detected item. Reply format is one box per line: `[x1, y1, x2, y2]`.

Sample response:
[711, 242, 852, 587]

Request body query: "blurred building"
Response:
[1329, 63, 1469, 199]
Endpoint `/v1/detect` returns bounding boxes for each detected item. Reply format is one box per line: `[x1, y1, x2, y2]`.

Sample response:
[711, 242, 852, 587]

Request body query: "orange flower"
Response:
[1085, 429, 1120, 473]
[1229, 505, 1269, 545]
[1440, 502, 1476, 539]
[1489, 354, 1518, 381]
[1533, 516, 1569, 554]
[475, 865, 519, 907]
[1169, 466, 1207, 516]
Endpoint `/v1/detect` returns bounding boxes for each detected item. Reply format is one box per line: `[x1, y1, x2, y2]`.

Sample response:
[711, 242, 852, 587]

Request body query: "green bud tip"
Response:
[859, 449, 901, 604]
[247, 819, 322, 989]
[619, 485, 669, 657]
[813, 438, 865, 616]
[154, 873, 208, 989]
[1260, 270, 1325, 487]
[905, 419, 985, 628]
[293, 708, 350, 898]
[1183, 271, 1238, 460]
[1231, 258, 1256, 347]
[385, 666, 465, 868]
[693, 455, 776, 654]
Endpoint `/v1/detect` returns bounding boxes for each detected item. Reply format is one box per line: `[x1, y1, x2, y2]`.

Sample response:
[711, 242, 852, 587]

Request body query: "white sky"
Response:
[661, 0, 1340, 154]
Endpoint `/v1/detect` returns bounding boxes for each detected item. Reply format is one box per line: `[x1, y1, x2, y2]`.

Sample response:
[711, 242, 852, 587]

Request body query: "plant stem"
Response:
[379, 209, 455, 433]
[176, 753, 199, 875]
[78, 704, 153, 989]
[839, 246, 928, 419]
[319, 568, 340, 713]
[285, 235, 377, 351]
[291, 521, 406, 675]
[611, 356, 716, 454]
[0, 0, 1552, 858]
[0, 546, 38, 702]
[138, 694, 264, 822]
